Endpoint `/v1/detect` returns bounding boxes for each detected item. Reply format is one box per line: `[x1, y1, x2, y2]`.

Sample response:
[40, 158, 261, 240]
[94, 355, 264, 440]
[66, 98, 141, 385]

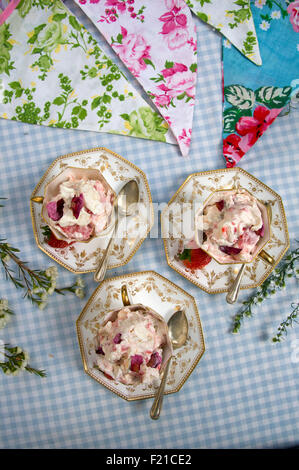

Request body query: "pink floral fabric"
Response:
[74, 0, 197, 156]
[287, 1, 299, 32]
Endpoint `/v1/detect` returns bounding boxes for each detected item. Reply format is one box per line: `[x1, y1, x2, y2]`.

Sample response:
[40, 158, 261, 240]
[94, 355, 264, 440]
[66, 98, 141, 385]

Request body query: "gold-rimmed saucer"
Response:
[76, 271, 205, 401]
[161, 167, 289, 294]
[30, 147, 154, 274]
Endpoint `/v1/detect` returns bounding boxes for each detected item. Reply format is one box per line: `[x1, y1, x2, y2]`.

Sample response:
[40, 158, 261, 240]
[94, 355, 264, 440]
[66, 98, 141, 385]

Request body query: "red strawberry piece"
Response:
[216, 200, 225, 211]
[96, 346, 105, 355]
[46, 232, 74, 249]
[181, 248, 212, 270]
[46, 199, 64, 221]
[219, 245, 242, 255]
[71, 193, 84, 219]
[147, 352, 162, 368]
[103, 372, 114, 380]
[113, 333, 122, 344]
[130, 354, 143, 373]
[255, 223, 264, 237]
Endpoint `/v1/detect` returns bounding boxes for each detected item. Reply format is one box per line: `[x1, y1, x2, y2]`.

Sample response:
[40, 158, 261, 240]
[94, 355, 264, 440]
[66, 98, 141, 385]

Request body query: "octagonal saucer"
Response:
[76, 271, 205, 401]
[161, 167, 289, 294]
[30, 147, 154, 273]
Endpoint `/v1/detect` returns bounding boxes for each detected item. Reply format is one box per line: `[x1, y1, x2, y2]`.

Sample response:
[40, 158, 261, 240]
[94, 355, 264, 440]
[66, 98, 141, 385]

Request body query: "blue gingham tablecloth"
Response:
[0, 1, 298, 449]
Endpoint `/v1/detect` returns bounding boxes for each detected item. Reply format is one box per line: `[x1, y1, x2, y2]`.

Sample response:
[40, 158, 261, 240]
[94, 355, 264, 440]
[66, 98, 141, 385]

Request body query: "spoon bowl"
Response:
[168, 310, 189, 349]
[117, 179, 139, 217]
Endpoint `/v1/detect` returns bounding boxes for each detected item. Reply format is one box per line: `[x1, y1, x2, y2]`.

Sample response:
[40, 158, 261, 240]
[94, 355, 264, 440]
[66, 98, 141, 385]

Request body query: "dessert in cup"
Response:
[94, 294, 173, 387]
[192, 188, 271, 265]
[39, 167, 116, 244]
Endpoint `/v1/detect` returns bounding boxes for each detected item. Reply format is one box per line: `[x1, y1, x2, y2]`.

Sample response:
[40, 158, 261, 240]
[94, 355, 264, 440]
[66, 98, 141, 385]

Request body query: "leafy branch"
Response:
[272, 303, 299, 343]
[0, 343, 46, 377]
[232, 247, 299, 334]
[0, 298, 14, 329]
[0, 240, 86, 309]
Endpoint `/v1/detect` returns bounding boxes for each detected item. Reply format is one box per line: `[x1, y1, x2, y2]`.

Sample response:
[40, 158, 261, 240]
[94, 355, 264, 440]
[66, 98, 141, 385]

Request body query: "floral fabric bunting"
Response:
[222, 0, 299, 167]
[0, 0, 175, 145]
[74, 0, 198, 156]
[186, 0, 262, 65]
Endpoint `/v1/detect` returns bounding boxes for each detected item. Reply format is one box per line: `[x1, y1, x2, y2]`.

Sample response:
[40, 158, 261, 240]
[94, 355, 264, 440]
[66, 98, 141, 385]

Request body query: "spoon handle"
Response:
[150, 357, 172, 420]
[226, 263, 246, 304]
[94, 218, 119, 283]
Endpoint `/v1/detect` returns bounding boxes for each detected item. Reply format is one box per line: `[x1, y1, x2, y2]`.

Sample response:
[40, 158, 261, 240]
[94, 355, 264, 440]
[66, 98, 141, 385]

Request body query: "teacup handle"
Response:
[121, 285, 131, 306]
[31, 196, 44, 204]
[258, 249, 275, 265]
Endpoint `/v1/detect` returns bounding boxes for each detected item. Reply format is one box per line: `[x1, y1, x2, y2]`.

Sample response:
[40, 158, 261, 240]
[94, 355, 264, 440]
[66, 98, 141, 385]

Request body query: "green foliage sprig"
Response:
[0, 299, 46, 377]
[0, 298, 14, 329]
[232, 247, 299, 334]
[0, 240, 86, 309]
[0, 342, 46, 377]
[272, 302, 299, 343]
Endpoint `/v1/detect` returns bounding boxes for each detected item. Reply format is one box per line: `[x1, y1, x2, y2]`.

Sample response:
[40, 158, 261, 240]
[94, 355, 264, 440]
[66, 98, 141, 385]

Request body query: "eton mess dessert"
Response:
[45, 176, 114, 241]
[179, 189, 265, 267]
[95, 306, 167, 385]
[199, 189, 264, 263]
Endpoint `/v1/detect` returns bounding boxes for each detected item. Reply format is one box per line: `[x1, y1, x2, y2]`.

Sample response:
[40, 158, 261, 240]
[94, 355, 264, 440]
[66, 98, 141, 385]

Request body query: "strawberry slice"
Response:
[219, 245, 242, 255]
[179, 248, 212, 270]
[103, 372, 114, 380]
[216, 200, 225, 211]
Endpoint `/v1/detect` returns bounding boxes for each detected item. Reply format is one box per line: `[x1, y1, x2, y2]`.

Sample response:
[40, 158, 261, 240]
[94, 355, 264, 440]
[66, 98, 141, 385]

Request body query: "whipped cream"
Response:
[46, 176, 114, 241]
[95, 307, 166, 385]
[199, 190, 264, 263]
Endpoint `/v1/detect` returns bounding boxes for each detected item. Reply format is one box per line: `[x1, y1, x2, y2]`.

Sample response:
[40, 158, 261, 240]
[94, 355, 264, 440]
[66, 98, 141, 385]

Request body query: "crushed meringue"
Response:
[95, 306, 167, 385]
[46, 176, 114, 241]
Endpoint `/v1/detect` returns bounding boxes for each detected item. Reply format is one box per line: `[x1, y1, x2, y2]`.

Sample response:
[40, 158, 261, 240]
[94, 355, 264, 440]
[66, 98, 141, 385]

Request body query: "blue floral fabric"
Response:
[222, 0, 299, 167]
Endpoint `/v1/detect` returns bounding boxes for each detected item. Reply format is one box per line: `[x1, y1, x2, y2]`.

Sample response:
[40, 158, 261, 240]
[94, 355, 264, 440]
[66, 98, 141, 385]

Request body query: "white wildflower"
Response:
[0, 314, 10, 329]
[47, 285, 55, 295]
[20, 351, 29, 369]
[271, 10, 281, 19]
[32, 287, 42, 295]
[24, 351, 30, 362]
[75, 276, 85, 288]
[38, 302, 47, 311]
[41, 292, 48, 302]
[255, 0, 266, 8]
[46, 266, 58, 280]
[75, 287, 85, 300]
[2, 254, 10, 263]
[0, 299, 8, 310]
[223, 39, 231, 49]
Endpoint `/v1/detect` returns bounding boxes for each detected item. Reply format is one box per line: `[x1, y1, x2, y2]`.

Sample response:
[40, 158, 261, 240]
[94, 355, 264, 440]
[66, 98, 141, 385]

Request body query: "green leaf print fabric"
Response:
[186, 0, 262, 65]
[0, 0, 174, 144]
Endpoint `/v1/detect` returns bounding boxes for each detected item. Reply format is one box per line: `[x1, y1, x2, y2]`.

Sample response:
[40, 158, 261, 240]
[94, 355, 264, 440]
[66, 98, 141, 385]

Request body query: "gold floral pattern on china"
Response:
[30, 147, 154, 273]
[161, 168, 289, 294]
[76, 271, 205, 401]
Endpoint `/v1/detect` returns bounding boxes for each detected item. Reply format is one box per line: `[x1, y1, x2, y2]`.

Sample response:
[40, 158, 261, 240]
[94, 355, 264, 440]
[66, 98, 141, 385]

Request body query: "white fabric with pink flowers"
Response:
[74, 0, 198, 157]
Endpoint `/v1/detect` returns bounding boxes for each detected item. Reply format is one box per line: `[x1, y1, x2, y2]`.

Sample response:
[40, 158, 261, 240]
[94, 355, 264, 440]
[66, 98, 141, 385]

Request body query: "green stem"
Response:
[271, 0, 288, 17]
[25, 365, 47, 377]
